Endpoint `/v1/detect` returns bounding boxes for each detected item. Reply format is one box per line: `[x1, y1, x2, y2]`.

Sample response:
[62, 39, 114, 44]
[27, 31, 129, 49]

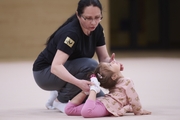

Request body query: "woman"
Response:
[32, 0, 123, 112]
[65, 61, 151, 118]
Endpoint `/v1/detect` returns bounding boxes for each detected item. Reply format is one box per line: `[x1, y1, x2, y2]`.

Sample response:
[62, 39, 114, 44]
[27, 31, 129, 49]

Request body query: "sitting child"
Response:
[65, 61, 151, 118]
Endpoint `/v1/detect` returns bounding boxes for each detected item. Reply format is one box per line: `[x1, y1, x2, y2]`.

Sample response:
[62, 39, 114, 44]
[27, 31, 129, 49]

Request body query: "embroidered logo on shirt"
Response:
[64, 37, 75, 48]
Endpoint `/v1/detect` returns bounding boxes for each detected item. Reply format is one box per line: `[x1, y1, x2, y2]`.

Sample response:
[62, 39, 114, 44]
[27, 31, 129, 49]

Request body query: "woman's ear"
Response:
[76, 11, 79, 19]
[111, 73, 118, 80]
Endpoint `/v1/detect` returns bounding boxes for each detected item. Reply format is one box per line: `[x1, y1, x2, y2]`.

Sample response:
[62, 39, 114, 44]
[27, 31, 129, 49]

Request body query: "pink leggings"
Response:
[65, 99, 111, 118]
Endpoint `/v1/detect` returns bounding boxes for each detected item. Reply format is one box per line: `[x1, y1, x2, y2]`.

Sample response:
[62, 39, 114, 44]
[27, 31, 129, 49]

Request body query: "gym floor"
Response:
[0, 50, 180, 120]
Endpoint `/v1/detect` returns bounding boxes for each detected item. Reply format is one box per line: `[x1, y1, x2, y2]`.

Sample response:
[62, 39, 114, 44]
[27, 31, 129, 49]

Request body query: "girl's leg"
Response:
[81, 80, 110, 118]
[65, 92, 87, 116]
[81, 99, 110, 118]
[65, 102, 84, 116]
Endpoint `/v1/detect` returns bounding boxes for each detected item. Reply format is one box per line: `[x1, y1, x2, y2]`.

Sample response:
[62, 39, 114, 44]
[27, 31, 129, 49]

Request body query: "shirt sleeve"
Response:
[54, 31, 78, 55]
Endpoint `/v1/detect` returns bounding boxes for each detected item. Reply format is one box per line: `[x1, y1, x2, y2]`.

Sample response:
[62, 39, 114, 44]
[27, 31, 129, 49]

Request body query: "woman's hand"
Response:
[110, 53, 124, 71]
[110, 53, 116, 62]
[76, 79, 92, 93]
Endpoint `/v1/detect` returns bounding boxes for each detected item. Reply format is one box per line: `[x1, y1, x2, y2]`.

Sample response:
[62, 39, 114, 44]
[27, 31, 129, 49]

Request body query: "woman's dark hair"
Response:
[46, 0, 102, 45]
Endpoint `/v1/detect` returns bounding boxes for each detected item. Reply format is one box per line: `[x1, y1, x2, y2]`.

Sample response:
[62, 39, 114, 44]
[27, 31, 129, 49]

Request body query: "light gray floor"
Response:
[0, 52, 180, 120]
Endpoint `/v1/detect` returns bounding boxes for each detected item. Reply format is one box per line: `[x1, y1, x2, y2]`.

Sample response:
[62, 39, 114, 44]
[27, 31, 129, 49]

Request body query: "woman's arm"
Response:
[96, 45, 124, 71]
[51, 50, 92, 92]
[96, 45, 111, 62]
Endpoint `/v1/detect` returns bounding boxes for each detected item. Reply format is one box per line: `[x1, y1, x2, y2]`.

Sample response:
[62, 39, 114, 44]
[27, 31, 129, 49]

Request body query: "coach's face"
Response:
[77, 5, 102, 35]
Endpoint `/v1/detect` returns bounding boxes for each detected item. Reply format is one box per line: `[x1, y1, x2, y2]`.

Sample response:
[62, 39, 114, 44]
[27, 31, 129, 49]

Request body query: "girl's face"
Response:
[78, 5, 102, 33]
[102, 61, 120, 73]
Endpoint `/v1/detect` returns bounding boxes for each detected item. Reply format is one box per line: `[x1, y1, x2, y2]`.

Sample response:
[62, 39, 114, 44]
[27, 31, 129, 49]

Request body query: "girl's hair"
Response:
[45, 0, 102, 45]
[93, 63, 119, 89]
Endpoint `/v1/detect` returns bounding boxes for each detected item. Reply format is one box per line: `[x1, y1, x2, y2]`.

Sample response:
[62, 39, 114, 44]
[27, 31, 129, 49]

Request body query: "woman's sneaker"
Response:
[53, 99, 67, 113]
[45, 91, 58, 110]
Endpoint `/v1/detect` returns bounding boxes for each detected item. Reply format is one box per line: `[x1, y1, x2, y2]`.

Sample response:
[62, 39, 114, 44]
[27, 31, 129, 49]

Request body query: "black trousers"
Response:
[33, 58, 104, 103]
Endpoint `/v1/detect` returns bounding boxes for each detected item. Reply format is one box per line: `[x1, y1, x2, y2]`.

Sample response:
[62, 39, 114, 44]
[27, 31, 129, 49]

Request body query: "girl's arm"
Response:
[123, 79, 151, 115]
[69, 92, 87, 105]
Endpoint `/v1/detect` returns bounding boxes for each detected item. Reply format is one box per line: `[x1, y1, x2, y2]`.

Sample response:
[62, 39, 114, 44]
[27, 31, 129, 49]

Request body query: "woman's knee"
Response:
[86, 58, 98, 66]
[81, 58, 98, 71]
[65, 58, 98, 74]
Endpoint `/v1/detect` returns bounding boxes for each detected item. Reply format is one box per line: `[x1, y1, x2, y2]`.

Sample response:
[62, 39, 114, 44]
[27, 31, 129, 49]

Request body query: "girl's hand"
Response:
[135, 109, 151, 115]
[110, 53, 124, 71]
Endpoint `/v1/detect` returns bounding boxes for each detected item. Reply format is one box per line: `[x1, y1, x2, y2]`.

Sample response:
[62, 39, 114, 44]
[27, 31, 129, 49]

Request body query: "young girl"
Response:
[64, 61, 151, 118]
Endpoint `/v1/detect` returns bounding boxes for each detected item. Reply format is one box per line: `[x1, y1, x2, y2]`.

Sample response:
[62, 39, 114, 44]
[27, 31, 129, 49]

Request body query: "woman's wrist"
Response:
[73, 79, 81, 87]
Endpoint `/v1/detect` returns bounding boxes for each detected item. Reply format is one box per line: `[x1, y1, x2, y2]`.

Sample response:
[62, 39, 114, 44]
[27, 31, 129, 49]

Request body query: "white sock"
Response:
[53, 100, 67, 113]
[45, 91, 58, 110]
[90, 76, 100, 93]
[90, 77, 100, 86]
[90, 85, 100, 93]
